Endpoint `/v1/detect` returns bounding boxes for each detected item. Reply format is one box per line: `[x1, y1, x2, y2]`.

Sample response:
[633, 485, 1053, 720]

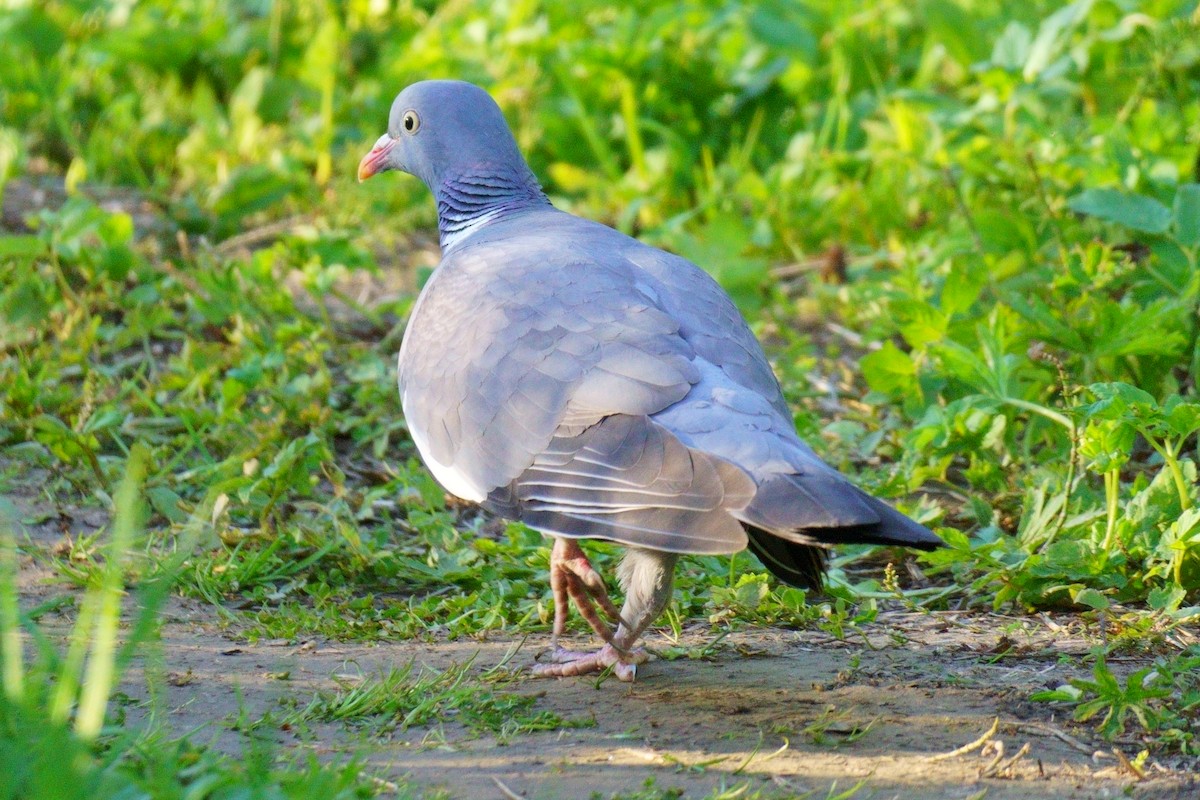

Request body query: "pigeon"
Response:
[359, 80, 944, 681]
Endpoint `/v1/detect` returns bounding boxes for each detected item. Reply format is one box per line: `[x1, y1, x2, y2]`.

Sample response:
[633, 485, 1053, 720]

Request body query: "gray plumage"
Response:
[360, 80, 943, 678]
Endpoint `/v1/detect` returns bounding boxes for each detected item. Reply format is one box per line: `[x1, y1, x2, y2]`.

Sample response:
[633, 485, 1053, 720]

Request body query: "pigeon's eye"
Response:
[402, 110, 420, 134]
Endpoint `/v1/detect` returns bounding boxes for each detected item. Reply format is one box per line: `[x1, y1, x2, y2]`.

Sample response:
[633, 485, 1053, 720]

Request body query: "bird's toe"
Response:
[529, 643, 648, 680]
[537, 644, 595, 664]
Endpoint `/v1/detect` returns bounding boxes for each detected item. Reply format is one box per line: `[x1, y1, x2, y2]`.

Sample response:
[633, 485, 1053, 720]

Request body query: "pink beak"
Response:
[358, 134, 395, 182]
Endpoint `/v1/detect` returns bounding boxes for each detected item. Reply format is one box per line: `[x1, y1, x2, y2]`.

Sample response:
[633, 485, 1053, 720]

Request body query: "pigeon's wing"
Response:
[397, 235, 700, 504]
[622, 240, 943, 554]
[487, 414, 754, 554]
[624, 246, 791, 418]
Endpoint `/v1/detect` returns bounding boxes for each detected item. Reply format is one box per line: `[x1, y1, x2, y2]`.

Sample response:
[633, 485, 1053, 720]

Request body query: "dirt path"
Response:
[5, 473, 1194, 800]
[94, 600, 1188, 800]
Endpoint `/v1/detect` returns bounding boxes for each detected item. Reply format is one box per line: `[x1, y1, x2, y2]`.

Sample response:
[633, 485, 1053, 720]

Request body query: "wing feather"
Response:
[487, 415, 754, 554]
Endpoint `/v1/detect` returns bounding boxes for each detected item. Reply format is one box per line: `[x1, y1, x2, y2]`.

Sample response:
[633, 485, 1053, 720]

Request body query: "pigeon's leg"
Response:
[546, 538, 618, 652]
[556, 539, 627, 626]
[533, 548, 678, 681]
[548, 541, 573, 644]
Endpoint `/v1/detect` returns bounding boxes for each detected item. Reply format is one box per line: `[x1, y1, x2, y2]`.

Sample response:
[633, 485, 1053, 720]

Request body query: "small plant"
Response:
[1, 455, 393, 797]
[1033, 649, 1200, 752]
[1080, 384, 1200, 518]
[1033, 657, 1171, 739]
[801, 707, 880, 748]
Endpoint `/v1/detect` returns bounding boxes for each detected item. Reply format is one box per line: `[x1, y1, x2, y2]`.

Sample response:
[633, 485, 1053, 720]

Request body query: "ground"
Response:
[72, 611, 1200, 799]
[11, 508, 1196, 800]
[134, 616, 1194, 800]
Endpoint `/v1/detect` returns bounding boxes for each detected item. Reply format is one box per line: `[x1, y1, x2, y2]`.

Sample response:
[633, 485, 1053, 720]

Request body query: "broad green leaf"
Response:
[1005, 293, 1086, 352]
[748, 2, 817, 57]
[1031, 684, 1083, 703]
[0, 127, 17, 210]
[97, 211, 134, 246]
[974, 209, 1037, 255]
[1147, 586, 1185, 613]
[1071, 587, 1110, 610]
[670, 213, 768, 313]
[895, 299, 947, 348]
[991, 21, 1031, 70]
[1068, 188, 1171, 234]
[229, 66, 268, 128]
[1173, 183, 1200, 247]
[1163, 396, 1200, 438]
[860, 341, 917, 396]
[1083, 382, 1158, 419]
[1079, 419, 1134, 473]
[0, 276, 49, 326]
[940, 260, 987, 316]
[147, 486, 188, 524]
[9, 8, 66, 60]
[933, 338, 1013, 399]
[0, 235, 42, 259]
[925, 0, 989, 65]
[1023, 0, 1095, 81]
[210, 165, 297, 226]
[1088, 299, 1187, 359]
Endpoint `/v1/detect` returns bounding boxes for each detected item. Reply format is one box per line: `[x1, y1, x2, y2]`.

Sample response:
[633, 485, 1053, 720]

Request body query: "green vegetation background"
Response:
[2, 0, 1200, 795]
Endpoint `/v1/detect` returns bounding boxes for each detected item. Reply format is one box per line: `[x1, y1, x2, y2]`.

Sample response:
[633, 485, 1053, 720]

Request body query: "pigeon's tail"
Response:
[798, 493, 945, 550]
[745, 526, 827, 589]
[740, 473, 944, 589]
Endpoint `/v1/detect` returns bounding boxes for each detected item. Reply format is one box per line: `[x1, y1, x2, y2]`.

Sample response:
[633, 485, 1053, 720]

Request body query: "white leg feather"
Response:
[612, 548, 679, 651]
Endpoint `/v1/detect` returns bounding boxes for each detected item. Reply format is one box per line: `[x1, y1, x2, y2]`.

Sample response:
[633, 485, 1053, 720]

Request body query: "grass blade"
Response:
[0, 514, 23, 702]
[74, 446, 147, 739]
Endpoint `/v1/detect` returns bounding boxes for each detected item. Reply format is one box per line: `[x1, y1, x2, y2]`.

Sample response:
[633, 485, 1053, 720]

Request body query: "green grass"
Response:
[284, 656, 586, 740]
[3, 0, 1200, 789]
[0, 453, 395, 799]
[1, 696, 408, 799]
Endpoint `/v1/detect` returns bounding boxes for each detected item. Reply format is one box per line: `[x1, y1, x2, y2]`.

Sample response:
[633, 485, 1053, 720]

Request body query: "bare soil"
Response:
[124, 610, 1193, 800]
[12, 522, 1197, 800]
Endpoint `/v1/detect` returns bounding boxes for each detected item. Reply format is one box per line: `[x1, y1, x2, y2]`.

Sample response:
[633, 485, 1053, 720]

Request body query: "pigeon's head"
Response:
[357, 80, 528, 189]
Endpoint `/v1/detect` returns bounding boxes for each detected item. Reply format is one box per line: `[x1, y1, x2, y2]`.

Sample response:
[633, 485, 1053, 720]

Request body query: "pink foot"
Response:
[532, 644, 648, 682]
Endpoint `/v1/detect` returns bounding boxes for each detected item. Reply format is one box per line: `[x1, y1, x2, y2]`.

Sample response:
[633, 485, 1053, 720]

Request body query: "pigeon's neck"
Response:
[434, 166, 551, 250]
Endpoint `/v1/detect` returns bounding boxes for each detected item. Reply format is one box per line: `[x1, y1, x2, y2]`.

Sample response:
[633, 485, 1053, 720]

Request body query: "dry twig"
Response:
[492, 776, 525, 799]
[981, 741, 1032, 778]
[214, 216, 301, 255]
[1013, 722, 1094, 755]
[1111, 748, 1147, 781]
[929, 717, 1000, 761]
